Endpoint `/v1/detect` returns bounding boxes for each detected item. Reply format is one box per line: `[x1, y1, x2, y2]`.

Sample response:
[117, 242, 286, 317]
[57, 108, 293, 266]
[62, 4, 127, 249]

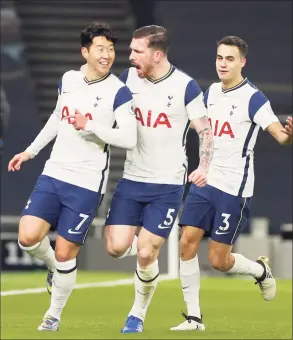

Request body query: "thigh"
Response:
[105, 179, 144, 227]
[21, 175, 62, 228]
[143, 185, 184, 239]
[211, 193, 251, 245]
[179, 184, 215, 233]
[57, 182, 103, 245]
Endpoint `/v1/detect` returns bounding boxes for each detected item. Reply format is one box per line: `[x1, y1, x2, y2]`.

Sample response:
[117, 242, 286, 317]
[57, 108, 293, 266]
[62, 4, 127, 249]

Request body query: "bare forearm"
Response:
[198, 127, 214, 171]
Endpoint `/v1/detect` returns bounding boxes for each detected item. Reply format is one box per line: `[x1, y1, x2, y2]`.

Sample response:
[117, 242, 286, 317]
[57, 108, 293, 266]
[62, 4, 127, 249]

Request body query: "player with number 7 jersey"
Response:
[7, 23, 137, 332]
[104, 25, 213, 334]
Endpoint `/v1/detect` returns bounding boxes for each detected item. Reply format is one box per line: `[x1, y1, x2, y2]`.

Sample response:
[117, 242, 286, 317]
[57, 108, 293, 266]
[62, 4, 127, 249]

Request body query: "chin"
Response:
[136, 69, 146, 78]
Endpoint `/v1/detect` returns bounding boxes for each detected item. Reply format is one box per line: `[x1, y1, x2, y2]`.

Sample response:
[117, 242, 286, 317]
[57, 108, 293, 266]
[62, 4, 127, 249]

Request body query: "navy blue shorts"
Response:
[21, 175, 103, 245]
[179, 184, 251, 245]
[105, 178, 184, 238]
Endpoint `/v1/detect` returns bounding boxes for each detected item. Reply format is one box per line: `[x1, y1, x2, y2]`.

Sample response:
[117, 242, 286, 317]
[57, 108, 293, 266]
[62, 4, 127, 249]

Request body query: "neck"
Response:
[222, 75, 245, 90]
[148, 59, 171, 80]
[85, 64, 109, 81]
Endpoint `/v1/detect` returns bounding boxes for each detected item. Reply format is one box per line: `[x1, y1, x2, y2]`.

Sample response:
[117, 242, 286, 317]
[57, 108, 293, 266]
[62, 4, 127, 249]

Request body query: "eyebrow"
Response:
[217, 54, 235, 59]
[95, 44, 114, 48]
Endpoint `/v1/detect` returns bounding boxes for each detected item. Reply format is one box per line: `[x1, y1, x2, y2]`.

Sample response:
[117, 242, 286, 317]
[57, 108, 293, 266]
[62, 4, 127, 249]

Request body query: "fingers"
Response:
[188, 171, 207, 187]
[63, 114, 76, 120]
[15, 158, 23, 171]
[8, 155, 20, 172]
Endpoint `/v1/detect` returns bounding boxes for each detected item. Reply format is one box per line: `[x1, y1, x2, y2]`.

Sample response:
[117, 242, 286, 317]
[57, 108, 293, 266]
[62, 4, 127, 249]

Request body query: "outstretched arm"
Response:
[8, 95, 61, 172]
[266, 117, 292, 145]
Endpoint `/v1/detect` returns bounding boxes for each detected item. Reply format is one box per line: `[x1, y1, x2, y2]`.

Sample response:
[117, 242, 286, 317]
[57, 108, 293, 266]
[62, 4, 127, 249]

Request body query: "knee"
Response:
[137, 246, 157, 266]
[18, 228, 40, 247]
[180, 234, 198, 259]
[18, 216, 48, 247]
[208, 253, 230, 272]
[106, 238, 128, 258]
[55, 245, 78, 262]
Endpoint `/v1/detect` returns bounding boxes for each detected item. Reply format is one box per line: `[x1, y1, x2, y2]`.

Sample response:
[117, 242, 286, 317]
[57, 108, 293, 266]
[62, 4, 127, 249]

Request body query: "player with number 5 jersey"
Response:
[7, 23, 137, 332]
[104, 25, 213, 333]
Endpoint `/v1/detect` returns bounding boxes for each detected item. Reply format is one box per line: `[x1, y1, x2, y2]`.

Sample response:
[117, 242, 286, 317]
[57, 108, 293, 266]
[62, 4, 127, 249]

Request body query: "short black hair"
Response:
[217, 36, 248, 57]
[80, 22, 117, 48]
[133, 25, 170, 54]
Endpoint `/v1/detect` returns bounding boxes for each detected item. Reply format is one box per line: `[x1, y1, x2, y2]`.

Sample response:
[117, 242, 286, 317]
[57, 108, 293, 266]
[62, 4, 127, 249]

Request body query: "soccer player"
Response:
[8, 22, 137, 331]
[170, 36, 293, 331]
[104, 25, 214, 333]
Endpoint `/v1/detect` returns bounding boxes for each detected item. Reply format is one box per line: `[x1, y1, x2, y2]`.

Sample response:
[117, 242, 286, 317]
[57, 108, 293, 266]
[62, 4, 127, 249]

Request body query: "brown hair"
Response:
[133, 25, 170, 54]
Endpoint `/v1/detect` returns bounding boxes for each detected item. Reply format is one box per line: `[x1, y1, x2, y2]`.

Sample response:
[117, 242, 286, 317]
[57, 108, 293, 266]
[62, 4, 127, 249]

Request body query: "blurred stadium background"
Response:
[0, 2, 292, 338]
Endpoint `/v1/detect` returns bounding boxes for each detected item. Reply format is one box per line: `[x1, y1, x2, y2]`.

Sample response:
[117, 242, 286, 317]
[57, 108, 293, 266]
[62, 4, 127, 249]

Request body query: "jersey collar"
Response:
[146, 65, 176, 84]
[221, 77, 248, 94]
[83, 72, 111, 85]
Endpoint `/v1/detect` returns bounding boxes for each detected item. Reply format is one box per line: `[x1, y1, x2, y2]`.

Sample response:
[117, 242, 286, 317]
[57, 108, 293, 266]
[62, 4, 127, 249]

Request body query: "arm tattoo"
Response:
[198, 127, 213, 171]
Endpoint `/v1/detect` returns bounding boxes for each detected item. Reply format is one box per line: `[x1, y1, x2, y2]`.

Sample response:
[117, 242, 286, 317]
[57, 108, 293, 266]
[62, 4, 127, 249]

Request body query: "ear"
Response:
[81, 47, 89, 61]
[241, 57, 247, 68]
[154, 50, 164, 63]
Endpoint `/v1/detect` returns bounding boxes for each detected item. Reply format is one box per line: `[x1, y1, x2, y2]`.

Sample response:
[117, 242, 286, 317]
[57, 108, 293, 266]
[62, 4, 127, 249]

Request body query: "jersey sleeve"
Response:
[203, 87, 210, 108]
[119, 69, 129, 85]
[84, 85, 137, 150]
[25, 77, 63, 158]
[248, 91, 279, 130]
[185, 79, 207, 120]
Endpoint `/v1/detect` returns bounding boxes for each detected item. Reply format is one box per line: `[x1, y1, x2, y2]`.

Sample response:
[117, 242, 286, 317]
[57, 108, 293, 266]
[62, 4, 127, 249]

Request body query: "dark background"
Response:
[1, 0, 292, 235]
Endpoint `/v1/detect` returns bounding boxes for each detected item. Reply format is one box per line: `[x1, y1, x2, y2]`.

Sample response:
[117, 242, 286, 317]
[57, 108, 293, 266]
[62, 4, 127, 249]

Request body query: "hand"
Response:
[8, 151, 30, 172]
[281, 116, 293, 139]
[188, 167, 207, 187]
[64, 109, 89, 130]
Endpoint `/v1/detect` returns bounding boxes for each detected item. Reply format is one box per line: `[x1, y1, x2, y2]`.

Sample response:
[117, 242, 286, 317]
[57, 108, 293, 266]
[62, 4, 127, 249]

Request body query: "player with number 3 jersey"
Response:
[171, 36, 293, 332]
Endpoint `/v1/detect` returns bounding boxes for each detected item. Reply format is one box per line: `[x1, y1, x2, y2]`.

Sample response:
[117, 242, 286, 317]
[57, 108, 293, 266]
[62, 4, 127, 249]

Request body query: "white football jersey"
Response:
[120, 66, 207, 185]
[205, 78, 279, 197]
[26, 70, 133, 193]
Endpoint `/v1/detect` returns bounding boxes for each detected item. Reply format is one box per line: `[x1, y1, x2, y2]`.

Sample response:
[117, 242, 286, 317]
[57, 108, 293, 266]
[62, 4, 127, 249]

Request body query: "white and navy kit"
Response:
[180, 78, 279, 244]
[22, 70, 135, 244]
[106, 66, 207, 238]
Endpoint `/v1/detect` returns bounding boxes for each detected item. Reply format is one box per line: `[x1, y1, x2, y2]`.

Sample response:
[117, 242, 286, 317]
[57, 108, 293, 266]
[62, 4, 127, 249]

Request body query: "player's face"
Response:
[129, 37, 156, 78]
[216, 44, 246, 83]
[81, 36, 115, 76]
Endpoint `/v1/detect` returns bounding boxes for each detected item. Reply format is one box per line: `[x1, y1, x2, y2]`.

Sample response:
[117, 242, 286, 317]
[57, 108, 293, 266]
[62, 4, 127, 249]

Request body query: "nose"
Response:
[129, 50, 134, 62]
[219, 59, 227, 68]
[102, 49, 110, 59]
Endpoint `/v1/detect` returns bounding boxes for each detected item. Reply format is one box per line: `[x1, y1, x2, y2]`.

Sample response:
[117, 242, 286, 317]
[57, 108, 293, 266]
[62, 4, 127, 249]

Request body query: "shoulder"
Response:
[58, 70, 81, 94]
[203, 82, 220, 106]
[61, 70, 81, 82]
[119, 67, 138, 84]
[173, 67, 195, 85]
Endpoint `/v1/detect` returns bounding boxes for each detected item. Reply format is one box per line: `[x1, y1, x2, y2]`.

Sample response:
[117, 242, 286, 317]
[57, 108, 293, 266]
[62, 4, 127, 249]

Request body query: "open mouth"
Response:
[99, 60, 110, 66]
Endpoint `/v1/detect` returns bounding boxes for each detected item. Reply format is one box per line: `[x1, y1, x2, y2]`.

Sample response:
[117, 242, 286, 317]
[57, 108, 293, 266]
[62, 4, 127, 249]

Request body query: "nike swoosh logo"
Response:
[215, 230, 229, 235]
[158, 224, 170, 229]
[136, 290, 149, 296]
[182, 286, 190, 290]
[132, 92, 140, 95]
[68, 229, 83, 235]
